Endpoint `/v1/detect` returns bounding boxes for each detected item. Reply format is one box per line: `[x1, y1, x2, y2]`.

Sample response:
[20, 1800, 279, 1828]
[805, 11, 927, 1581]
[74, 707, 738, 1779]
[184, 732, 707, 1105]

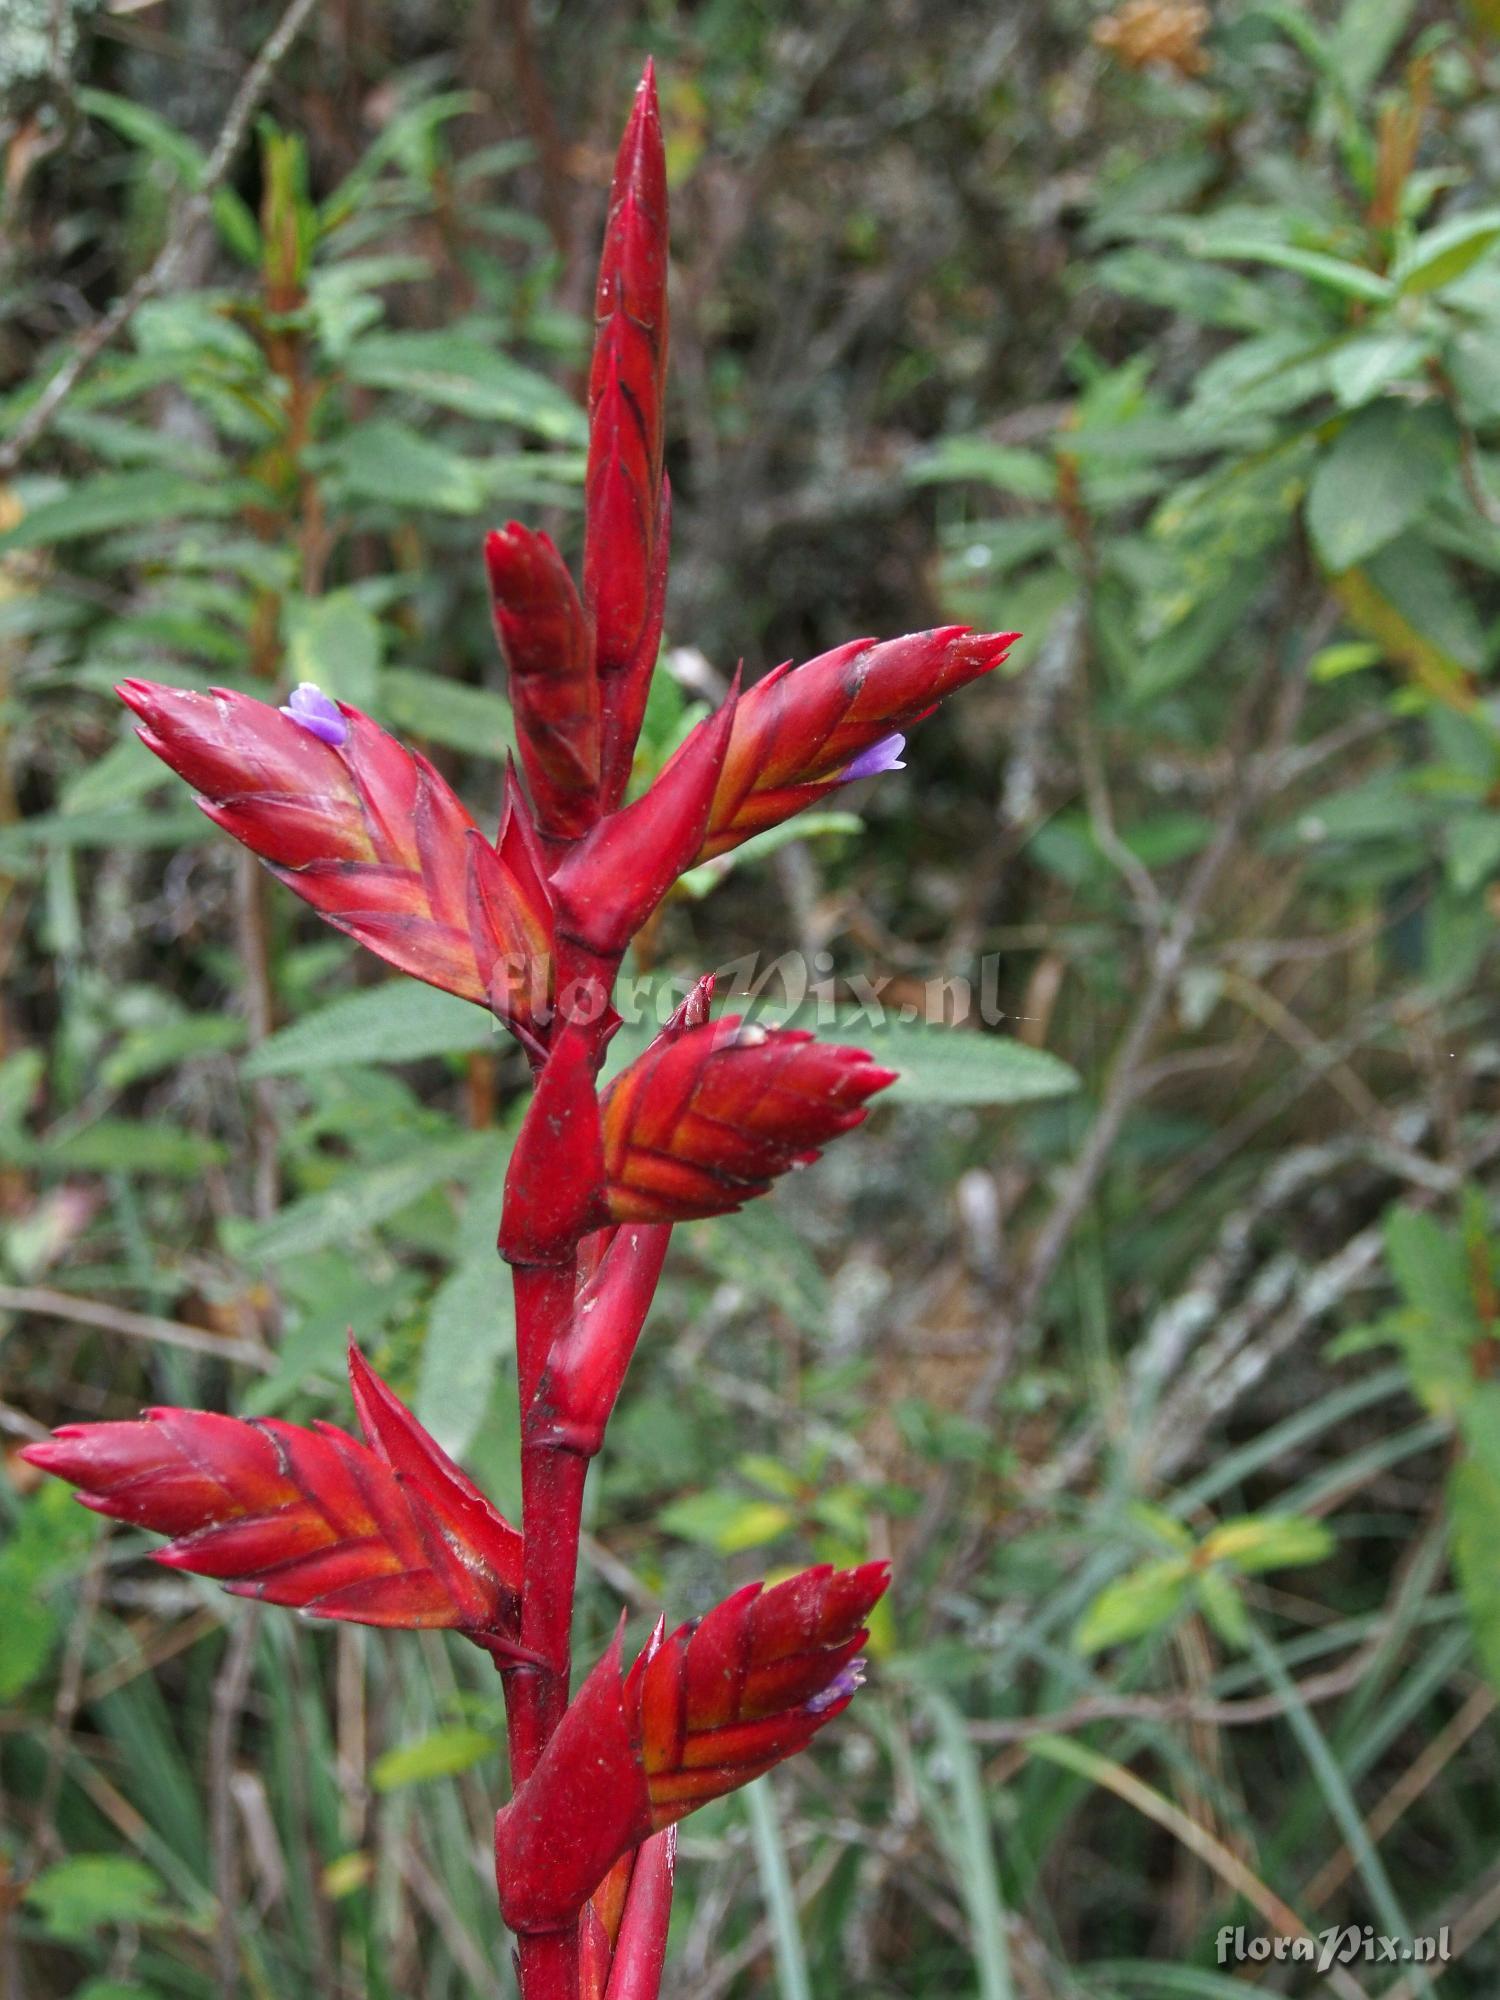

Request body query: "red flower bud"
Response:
[700, 626, 1019, 860]
[584, 62, 671, 806]
[494, 1563, 887, 1934]
[21, 1342, 528, 1662]
[485, 523, 601, 843]
[552, 687, 738, 960]
[118, 679, 551, 1035]
[599, 1017, 897, 1223]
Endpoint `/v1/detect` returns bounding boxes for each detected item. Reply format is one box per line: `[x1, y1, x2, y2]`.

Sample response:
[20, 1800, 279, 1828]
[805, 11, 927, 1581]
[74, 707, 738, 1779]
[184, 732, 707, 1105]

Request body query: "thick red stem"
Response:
[516, 1928, 582, 2000]
[503, 990, 636, 2000]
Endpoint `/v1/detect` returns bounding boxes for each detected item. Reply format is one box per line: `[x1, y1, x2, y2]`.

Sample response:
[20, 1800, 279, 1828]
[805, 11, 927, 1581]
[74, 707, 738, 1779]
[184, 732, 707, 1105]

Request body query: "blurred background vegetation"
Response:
[4, 0, 1500, 1994]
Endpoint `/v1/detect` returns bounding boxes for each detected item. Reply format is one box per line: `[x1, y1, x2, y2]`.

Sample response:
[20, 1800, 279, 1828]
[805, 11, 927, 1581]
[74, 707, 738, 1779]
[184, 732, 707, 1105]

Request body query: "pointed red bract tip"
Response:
[585, 56, 671, 805]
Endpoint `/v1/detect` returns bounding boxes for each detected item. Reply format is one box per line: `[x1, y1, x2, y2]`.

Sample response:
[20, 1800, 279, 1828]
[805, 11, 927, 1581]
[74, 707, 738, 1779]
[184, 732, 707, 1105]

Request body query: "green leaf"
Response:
[235, 1132, 493, 1263]
[321, 420, 490, 513]
[1074, 1557, 1190, 1652]
[908, 438, 1056, 499]
[744, 1780, 814, 2000]
[914, 1690, 1015, 2000]
[25, 1857, 168, 1941]
[658, 1490, 796, 1554]
[1446, 811, 1500, 894]
[59, 738, 167, 816]
[1327, 0, 1417, 99]
[727, 1001, 1078, 1106]
[245, 982, 493, 1076]
[0, 806, 210, 861]
[1328, 332, 1431, 409]
[380, 667, 515, 761]
[1194, 1567, 1250, 1648]
[100, 1015, 246, 1091]
[418, 1249, 514, 1458]
[346, 332, 585, 443]
[822, 1018, 1079, 1107]
[370, 1725, 496, 1791]
[0, 1484, 99, 1700]
[1384, 1206, 1474, 1330]
[1394, 209, 1500, 295]
[1201, 1513, 1335, 1573]
[1188, 236, 1393, 302]
[286, 591, 383, 710]
[0, 472, 247, 552]
[1310, 640, 1383, 681]
[1449, 1450, 1500, 1695]
[1307, 404, 1457, 572]
[16, 1119, 228, 1177]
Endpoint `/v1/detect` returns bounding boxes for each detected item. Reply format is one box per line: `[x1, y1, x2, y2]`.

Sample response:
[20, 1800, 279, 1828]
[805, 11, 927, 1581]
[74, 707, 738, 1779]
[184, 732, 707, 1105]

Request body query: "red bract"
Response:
[486, 523, 601, 843]
[20, 60, 1026, 2000]
[701, 625, 1019, 860]
[600, 1016, 898, 1223]
[580, 1829, 676, 2000]
[22, 1342, 527, 1662]
[494, 1563, 888, 1935]
[585, 63, 671, 806]
[118, 678, 553, 1042]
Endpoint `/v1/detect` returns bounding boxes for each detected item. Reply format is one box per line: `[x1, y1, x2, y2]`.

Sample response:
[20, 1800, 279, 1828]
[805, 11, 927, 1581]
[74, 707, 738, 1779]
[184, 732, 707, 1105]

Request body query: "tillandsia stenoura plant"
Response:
[22, 65, 1017, 2000]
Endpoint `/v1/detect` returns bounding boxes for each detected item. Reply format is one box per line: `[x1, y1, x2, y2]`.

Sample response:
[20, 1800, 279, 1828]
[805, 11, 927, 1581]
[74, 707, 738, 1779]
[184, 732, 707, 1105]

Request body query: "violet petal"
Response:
[280, 681, 349, 748]
[839, 733, 906, 783]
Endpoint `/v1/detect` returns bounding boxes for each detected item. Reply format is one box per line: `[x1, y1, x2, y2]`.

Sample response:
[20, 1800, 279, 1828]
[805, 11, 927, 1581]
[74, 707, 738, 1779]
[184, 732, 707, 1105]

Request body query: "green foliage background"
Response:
[4, 1, 1500, 1994]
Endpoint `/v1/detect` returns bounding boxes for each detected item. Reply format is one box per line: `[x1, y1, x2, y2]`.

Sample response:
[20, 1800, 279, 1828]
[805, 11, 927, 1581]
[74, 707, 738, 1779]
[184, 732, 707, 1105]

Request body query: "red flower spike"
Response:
[494, 1564, 887, 1933]
[118, 679, 548, 1022]
[486, 523, 601, 842]
[584, 62, 671, 807]
[21, 1347, 528, 1660]
[699, 626, 1019, 860]
[498, 1025, 608, 1268]
[599, 1017, 898, 1224]
[552, 683, 738, 961]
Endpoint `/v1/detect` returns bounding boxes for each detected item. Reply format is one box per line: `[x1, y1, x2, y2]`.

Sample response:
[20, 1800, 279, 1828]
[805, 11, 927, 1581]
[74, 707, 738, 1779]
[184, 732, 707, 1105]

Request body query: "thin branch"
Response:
[0, 0, 322, 476]
[0, 1283, 275, 1371]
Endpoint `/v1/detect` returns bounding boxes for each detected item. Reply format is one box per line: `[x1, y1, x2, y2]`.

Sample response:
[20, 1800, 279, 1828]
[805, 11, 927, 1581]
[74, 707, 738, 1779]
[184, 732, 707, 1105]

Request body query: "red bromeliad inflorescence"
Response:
[24, 63, 1016, 2000]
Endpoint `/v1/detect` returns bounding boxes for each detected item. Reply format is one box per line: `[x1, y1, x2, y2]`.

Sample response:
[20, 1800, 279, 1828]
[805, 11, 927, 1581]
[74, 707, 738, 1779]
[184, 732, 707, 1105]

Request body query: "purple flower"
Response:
[839, 733, 906, 783]
[280, 682, 349, 748]
[804, 1657, 866, 1716]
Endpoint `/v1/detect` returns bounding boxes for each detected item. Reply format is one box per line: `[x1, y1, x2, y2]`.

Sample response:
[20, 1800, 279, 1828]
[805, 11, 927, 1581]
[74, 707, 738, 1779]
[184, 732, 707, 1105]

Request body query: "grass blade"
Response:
[744, 1776, 812, 2000]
